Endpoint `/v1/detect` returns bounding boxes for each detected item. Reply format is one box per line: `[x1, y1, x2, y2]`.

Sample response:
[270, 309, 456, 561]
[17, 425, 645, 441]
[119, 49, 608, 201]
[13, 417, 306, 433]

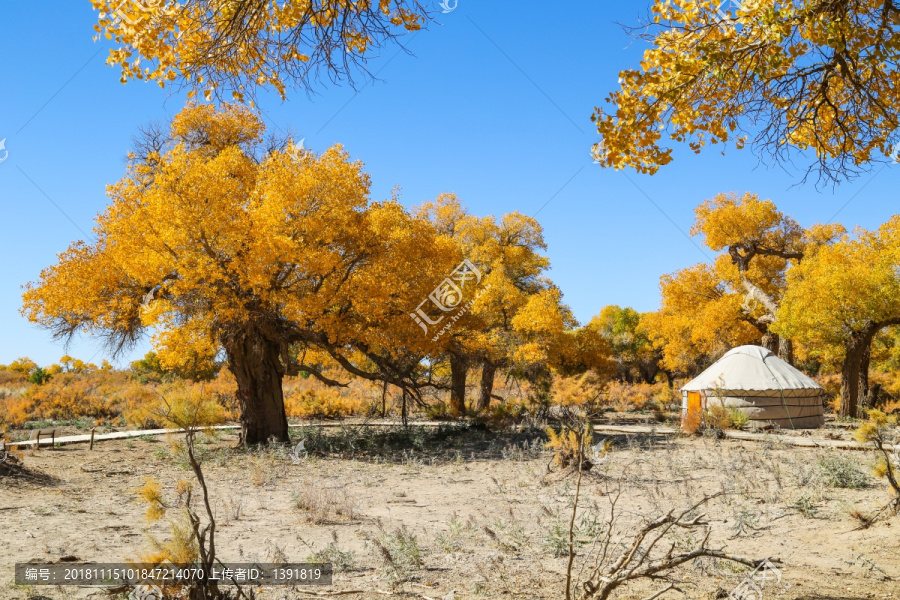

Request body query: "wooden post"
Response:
[51, 429, 55, 448]
[89, 428, 95, 451]
[34, 431, 40, 452]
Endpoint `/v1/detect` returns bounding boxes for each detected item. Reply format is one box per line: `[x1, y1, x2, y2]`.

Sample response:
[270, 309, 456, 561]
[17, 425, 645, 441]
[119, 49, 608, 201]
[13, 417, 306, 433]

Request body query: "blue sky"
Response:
[1, 1, 897, 368]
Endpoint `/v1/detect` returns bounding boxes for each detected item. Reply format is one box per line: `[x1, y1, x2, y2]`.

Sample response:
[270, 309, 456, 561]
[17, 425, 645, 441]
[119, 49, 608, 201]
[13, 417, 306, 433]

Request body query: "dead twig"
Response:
[575, 492, 780, 600]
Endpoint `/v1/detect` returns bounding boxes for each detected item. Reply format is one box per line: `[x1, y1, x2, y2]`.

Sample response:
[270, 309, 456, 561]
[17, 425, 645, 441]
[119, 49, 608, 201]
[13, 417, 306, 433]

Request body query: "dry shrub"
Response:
[729, 408, 750, 429]
[706, 405, 733, 430]
[120, 382, 165, 428]
[551, 372, 606, 412]
[132, 477, 200, 565]
[681, 410, 702, 434]
[848, 509, 875, 529]
[285, 389, 358, 419]
[0, 366, 239, 430]
[195, 370, 240, 420]
[0, 370, 129, 427]
[248, 454, 284, 487]
[0, 396, 30, 428]
[424, 401, 452, 420]
[283, 376, 374, 419]
[651, 384, 681, 410]
[475, 401, 531, 428]
[545, 422, 593, 470]
[125, 382, 229, 430]
[123, 371, 238, 428]
[602, 381, 676, 412]
[373, 525, 423, 584]
[0, 370, 28, 387]
[681, 405, 748, 434]
[604, 381, 651, 411]
[0, 431, 27, 478]
[294, 485, 360, 523]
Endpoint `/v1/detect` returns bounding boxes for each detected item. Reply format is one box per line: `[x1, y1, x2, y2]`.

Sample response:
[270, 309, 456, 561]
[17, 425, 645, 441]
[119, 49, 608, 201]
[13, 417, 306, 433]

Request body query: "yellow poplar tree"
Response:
[690, 192, 844, 363]
[774, 216, 900, 417]
[645, 192, 834, 374]
[414, 194, 608, 415]
[643, 263, 762, 375]
[593, 0, 900, 183]
[92, 0, 429, 100]
[588, 305, 662, 383]
[22, 103, 456, 444]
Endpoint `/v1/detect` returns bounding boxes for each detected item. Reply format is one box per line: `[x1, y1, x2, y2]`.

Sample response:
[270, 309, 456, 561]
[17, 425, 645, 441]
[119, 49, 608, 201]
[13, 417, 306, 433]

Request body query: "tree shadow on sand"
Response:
[0, 458, 59, 488]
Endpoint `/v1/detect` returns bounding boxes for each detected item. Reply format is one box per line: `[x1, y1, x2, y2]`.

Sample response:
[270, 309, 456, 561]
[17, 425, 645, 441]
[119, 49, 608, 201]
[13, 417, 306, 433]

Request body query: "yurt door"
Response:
[687, 391, 702, 418]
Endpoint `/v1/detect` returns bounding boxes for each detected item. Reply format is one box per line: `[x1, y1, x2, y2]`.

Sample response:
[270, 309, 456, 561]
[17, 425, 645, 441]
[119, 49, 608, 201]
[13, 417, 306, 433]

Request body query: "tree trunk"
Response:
[664, 370, 675, 388]
[401, 388, 409, 428]
[449, 354, 468, 417]
[740, 278, 780, 316]
[778, 337, 794, 366]
[865, 383, 882, 411]
[225, 331, 290, 446]
[839, 320, 900, 417]
[840, 332, 869, 418]
[858, 342, 870, 409]
[639, 358, 660, 384]
[476, 362, 497, 412]
[761, 332, 779, 354]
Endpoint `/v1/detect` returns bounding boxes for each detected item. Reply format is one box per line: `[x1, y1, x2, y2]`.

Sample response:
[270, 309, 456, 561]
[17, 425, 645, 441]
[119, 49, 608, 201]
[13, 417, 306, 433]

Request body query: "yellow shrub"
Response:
[545, 423, 592, 469]
[132, 512, 199, 566]
[603, 381, 674, 412]
[705, 405, 733, 429]
[551, 372, 605, 410]
[136, 478, 167, 522]
[681, 410, 702, 434]
[123, 374, 237, 428]
[1, 371, 128, 426]
[284, 388, 368, 419]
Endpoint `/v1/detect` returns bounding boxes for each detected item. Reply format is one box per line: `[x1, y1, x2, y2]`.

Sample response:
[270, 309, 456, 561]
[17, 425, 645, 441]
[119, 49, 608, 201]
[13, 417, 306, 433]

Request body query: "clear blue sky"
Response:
[0, 1, 897, 368]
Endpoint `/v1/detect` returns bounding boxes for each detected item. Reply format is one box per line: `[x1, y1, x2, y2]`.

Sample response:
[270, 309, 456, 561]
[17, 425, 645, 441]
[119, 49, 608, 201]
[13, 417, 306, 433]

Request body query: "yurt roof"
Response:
[681, 345, 823, 394]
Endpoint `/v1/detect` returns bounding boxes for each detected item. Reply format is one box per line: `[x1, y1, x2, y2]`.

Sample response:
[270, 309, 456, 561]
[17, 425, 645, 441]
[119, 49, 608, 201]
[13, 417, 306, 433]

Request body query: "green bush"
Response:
[27, 367, 52, 385]
[814, 453, 871, 489]
[728, 408, 749, 429]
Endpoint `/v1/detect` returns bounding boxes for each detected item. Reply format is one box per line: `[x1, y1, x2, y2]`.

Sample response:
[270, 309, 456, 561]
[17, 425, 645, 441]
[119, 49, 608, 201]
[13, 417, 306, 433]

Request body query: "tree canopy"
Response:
[774, 216, 900, 415]
[643, 262, 762, 374]
[643, 192, 847, 375]
[414, 194, 613, 415]
[592, 0, 900, 183]
[21, 103, 458, 443]
[92, 0, 430, 100]
[20, 103, 607, 440]
[588, 305, 659, 383]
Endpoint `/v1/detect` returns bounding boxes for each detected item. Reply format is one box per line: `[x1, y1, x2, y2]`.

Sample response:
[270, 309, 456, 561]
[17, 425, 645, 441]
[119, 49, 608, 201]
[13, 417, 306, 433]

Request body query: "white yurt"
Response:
[681, 345, 825, 429]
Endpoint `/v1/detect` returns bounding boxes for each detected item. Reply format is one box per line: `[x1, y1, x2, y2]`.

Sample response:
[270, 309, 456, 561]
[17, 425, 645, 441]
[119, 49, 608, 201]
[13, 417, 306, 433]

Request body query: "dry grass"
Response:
[3, 424, 900, 599]
[294, 483, 361, 523]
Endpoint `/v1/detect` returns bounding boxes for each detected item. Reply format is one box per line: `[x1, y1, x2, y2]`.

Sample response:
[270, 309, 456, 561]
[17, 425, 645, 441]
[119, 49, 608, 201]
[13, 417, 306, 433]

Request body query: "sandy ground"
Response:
[2, 424, 900, 600]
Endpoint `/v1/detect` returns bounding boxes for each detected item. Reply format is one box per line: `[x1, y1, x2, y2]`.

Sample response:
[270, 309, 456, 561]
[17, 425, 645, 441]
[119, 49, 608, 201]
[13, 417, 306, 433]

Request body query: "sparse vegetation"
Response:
[294, 485, 360, 524]
[308, 534, 356, 572]
[371, 525, 424, 585]
[792, 494, 818, 518]
[814, 453, 871, 489]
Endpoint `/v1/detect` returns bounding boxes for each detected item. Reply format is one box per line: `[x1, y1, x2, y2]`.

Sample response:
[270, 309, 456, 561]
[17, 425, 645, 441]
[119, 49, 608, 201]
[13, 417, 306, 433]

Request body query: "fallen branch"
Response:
[575, 493, 780, 600]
